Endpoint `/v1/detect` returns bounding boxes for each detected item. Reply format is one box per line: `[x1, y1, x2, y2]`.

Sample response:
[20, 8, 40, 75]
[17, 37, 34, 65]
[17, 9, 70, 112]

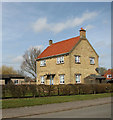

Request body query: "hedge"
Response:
[1, 83, 113, 99]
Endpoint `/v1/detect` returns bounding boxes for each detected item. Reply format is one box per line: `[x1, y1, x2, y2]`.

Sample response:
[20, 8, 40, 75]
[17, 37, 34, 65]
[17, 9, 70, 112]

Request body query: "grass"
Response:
[2, 93, 112, 109]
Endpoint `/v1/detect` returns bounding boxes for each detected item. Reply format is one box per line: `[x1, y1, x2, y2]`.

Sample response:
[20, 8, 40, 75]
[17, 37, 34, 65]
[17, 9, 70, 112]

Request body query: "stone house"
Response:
[36, 28, 99, 85]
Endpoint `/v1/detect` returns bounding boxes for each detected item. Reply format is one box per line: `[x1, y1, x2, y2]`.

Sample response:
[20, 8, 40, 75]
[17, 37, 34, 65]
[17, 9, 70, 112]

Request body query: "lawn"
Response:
[2, 93, 112, 109]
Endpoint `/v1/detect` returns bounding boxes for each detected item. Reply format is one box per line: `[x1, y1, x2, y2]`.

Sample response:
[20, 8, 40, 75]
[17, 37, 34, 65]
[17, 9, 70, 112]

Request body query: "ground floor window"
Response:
[14, 80, 18, 84]
[40, 76, 45, 84]
[75, 74, 81, 83]
[60, 75, 64, 84]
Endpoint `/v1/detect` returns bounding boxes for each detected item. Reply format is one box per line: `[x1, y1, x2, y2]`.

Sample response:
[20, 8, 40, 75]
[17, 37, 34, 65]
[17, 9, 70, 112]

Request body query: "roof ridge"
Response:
[51, 36, 80, 46]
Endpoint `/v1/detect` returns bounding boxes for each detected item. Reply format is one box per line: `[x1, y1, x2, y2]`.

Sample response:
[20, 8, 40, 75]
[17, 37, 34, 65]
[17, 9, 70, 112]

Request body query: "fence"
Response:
[1, 83, 113, 99]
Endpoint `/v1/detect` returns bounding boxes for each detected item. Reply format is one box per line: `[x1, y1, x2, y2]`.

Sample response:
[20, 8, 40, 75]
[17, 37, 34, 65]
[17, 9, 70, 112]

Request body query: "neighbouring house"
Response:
[0, 74, 25, 85]
[103, 69, 113, 83]
[36, 28, 99, 85]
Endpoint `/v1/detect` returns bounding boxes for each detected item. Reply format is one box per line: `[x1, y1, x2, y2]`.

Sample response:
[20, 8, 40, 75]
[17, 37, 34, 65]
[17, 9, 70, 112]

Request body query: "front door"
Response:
[50, 75, 54, 85]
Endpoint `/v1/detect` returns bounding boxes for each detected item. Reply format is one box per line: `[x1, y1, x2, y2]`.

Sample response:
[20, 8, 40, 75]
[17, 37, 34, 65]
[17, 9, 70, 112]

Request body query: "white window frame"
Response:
[90, 57, 95, 65]
[75, 74, 81, 83]
[107, 74, 112, 78]
[57, 56, 64, 64]
[40, 60, 46, 66]
[75, 55, 80, 63]
[14, 80, 18, 84]
[60, 75, 65, 84]
[40, 76, 45, 84]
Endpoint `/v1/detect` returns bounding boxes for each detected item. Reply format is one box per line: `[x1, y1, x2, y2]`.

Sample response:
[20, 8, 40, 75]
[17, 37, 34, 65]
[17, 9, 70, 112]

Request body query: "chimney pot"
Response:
[79, 28, 86, 39]
[49, 40, 53, 45]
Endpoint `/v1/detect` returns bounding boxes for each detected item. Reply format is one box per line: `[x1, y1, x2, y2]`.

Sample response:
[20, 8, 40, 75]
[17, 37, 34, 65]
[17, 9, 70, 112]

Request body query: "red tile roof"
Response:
[37, 36, 80, 59]
[104, 69, 113, 80]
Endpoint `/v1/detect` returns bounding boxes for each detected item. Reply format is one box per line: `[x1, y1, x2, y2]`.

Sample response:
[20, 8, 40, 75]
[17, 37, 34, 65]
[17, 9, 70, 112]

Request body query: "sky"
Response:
[1, 2, 111, 71]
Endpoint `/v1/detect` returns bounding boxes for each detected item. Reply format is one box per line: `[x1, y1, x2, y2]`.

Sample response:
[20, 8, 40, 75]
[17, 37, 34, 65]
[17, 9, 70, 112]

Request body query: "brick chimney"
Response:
[79, 28, 86, 39]
[49, 40, 53, 45]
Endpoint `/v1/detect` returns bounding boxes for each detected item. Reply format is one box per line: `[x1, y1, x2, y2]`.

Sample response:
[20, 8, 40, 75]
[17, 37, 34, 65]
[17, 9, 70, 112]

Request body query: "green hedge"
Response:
[1, 83, 113, 99]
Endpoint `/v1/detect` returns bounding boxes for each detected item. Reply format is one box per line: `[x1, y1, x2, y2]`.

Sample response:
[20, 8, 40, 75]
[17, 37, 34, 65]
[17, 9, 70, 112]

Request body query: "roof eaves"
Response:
[36, 52, 69, 61]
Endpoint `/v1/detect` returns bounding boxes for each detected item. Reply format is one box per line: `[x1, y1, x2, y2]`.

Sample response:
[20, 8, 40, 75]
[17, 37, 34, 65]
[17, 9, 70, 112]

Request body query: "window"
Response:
[14, 80, 18, 84]
[107, 74, 112, 78]
[75, 74, 81, 83]
[40, 60, 46, 66]
[40, 76, 45, 84]
[90, 57, 95, 65]
[57, 56, 64, 64]
[75, 55, 80, 63]
[60, 75, 64, 84]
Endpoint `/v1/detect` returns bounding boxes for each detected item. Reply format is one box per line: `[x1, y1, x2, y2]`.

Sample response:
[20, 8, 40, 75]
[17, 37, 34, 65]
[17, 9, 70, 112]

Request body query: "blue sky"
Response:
[2, 2, 111, 70]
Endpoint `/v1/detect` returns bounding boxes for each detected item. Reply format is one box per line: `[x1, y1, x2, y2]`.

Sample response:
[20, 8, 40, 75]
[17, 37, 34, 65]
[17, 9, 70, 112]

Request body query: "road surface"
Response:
[22, 103, 111, 118]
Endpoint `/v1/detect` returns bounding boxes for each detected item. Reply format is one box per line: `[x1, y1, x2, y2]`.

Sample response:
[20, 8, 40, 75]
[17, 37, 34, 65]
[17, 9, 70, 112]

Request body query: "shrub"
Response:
[2, 83, 112, 98]
[28, 85, 37, 97]
[2, 85, 5, 98]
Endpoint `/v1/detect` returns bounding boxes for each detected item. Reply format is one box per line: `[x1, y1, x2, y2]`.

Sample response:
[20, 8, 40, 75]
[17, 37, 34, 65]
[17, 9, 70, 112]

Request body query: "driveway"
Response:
[2, 97, 112, 119]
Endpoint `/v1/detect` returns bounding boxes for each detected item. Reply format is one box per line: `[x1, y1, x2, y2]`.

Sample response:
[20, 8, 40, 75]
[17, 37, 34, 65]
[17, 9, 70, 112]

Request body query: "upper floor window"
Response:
[90, 57, 95, 65]
[60, 75, 64, 84]
[75, 55, 80, 64]
[75, 74, 81, 83]
[40, 76, 45, 84]
[107, 74, 112, 78]
[40, 60, 46, 66]
[57, 56, 64, 64]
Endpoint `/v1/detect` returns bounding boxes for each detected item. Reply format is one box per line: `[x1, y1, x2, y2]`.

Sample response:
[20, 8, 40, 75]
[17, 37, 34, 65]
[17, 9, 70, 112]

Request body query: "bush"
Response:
[2, 83, 113, 98]
[2, 85, 5, 98]
[28, 85, 38, 97]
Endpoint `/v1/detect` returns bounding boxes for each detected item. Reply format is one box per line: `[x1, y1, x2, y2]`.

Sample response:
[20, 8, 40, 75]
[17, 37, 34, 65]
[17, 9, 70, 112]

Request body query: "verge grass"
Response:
[2, 93, 112, 109]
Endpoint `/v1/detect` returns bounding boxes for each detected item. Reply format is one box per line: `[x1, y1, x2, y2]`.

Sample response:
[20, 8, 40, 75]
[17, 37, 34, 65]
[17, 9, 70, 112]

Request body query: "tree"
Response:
[21, 47, 41, 80]
[0, 65, 17, 74]
[96, 67, 107, 75]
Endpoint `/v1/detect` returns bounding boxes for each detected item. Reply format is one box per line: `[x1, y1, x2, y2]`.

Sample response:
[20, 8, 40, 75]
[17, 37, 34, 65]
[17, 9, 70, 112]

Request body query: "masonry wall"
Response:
[37, 55, 70, 85]
[70, 39, 99, 84]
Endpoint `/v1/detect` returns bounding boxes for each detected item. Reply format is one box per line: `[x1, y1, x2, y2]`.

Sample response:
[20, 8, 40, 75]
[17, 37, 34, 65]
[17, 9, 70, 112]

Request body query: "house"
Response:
[36, 28, 99, 85]
[0, 74, 25, 85]
[103, 69, 113, 83]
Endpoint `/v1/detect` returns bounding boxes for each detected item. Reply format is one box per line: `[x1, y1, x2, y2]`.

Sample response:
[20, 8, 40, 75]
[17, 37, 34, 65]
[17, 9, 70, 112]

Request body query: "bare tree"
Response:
[21, 47, 41, 80]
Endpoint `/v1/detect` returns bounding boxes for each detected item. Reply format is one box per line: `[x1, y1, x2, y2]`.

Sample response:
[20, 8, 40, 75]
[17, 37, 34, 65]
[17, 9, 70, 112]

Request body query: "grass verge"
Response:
[2, 93, 112, 109]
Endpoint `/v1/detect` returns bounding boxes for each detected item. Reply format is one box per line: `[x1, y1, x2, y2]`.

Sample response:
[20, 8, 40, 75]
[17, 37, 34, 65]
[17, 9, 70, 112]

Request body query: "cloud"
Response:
[12, 55, 23, 63]
[28, 45, 43, 51]
[32, 11, 98, 34]
[85, 25, 95, 30]
[103, 20, 108, 24]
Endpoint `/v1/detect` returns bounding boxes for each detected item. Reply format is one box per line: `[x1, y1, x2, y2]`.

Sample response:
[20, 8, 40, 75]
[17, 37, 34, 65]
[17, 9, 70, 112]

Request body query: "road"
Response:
[22, 103, 111, 118]
[3, 97, 112, 119]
